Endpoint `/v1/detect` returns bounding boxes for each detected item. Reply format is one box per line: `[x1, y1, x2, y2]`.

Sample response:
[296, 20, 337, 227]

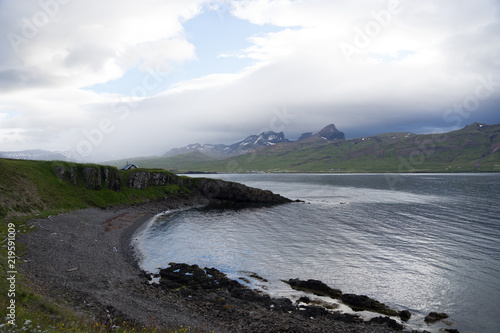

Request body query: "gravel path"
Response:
[19, 196, 411, 332]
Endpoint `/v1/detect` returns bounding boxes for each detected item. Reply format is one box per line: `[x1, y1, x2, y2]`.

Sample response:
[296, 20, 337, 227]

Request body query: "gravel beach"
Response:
[19, 196, 411, 332]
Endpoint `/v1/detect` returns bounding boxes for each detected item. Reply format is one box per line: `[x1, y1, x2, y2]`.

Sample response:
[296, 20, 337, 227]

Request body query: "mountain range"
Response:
[108, 122, 500, 173]
[163, 124, 345, 157]
[2, 123, 499, 173]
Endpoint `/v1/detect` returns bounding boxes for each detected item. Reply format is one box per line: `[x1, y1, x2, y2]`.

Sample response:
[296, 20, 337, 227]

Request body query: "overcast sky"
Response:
[1, 0, 499, 161]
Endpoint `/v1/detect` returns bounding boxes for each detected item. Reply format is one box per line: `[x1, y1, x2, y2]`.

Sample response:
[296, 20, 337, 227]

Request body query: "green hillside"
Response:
[0, 159, 203, 332]
[108, 123, 500, 173]
[0, 159, 185, 220]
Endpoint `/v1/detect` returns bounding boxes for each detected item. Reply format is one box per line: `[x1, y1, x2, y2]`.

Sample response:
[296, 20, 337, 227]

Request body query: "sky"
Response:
[0, 0, 499, 161]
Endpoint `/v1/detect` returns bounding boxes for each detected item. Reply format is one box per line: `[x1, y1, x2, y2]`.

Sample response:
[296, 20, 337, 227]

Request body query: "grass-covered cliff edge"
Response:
[0, 159, 290, 220]
[0, 158, 290, 332]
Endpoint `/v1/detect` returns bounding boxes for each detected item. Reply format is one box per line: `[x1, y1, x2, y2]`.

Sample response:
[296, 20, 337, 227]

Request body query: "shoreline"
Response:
[19, 196, 415, 332]
[19, 196, 223, 331]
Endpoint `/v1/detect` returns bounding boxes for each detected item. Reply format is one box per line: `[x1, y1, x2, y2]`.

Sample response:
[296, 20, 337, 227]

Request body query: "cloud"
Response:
[0, 0, 204, 89]
[0, 0, 499, 161]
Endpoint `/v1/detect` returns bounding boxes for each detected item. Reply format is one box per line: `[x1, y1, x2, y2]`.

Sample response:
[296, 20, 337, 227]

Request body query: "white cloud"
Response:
[0, 0, 499, 160]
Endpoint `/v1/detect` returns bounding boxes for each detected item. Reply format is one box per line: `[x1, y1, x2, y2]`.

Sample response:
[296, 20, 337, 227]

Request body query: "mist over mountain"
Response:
[0, 149, 77, 162]
[164, 131, 291, 157]
[105, 122, 500, 173]
[164, 124, 345, 158]
[297, 124, 346, 142]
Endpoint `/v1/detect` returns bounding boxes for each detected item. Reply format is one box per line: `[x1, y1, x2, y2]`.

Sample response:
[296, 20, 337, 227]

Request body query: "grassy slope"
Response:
[0, 159, 191, 332]
[0, 159, 183, 219]
[122, 123, 500, 173]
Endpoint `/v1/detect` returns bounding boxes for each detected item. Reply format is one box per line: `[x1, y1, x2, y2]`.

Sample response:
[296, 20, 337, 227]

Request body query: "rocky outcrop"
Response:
[286, 278, 342, 298]
[147, 263, 379, 333]
[55, 166, 292, 204]
[285, 278, 412, 319]
[424, 312, 449, 323]
[341, 293, 399, 316]
[369, 316, 404, 331]
[55, 165, 122, 191]
[399, 309, 411, 321]
[126, 170, 177, 190]
[55, 166, 78, 185]
[184, 177, 292, 204]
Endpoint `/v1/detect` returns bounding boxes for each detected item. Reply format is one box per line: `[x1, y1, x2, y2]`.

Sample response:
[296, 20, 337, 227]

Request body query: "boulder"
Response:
[286, 278, 342, 298]
[341, 293, 399, 316]
[399, 309, 411, 321]
[424, 312, 448, 323]
[369, 316, 404, 331]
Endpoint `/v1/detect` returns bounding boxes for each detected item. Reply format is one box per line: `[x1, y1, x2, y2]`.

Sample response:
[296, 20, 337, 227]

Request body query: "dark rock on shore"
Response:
[159, 263, 242, 291]
[285, 278, 402, 318]
[369, 316, 404, 331]
[399, 309, 412, 321]
[341, 293, 400, 316]
[151, 263, 403, 333]
[424, 312, 449, 323]
[286, 278, 343, 298]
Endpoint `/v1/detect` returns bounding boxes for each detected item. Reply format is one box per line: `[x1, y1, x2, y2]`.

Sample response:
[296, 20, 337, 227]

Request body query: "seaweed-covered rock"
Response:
[399, 309, 411, 321]
[341, 294, 399, 316]
[286, 278, 342, 298]
[424, 312, 448, 323]
[159, 263, 241, 291]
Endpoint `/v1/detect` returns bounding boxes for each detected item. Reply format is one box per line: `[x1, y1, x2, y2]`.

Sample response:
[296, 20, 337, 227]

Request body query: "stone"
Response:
[286, 278, 342, 298]
[399, 309, 411, 321]
[424, 312, 448, 323]
[341, 293, 399, 316]
[369, 316, 404, 331]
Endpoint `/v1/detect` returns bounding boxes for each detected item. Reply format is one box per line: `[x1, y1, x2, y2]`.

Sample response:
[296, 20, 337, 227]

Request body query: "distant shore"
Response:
[20, 196, 411, 332]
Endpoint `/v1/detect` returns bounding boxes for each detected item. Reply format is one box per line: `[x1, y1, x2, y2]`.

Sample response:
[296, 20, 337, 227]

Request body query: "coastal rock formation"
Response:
[369, 316, 404, 331]
[286, 278, 412, 319]
[159, 263, 242, 291]
[150, 263, 400, 333]
[399, 309, 411, 321]
[286, 278, 342, 298]
[55, 165, 291, 204]
[424, 312, 449, 323]
[341, 293, 399, 316]
[126, 170, 177, 190]
[55, 165, 122, 191]
[186, 177, 292, 203]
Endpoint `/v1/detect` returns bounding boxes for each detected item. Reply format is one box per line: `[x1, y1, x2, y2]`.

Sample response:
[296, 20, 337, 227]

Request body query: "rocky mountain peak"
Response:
[317, 124, 345, 141]
[298, 124, 345, 141]
[163, 124, 345, 158]
[164, 130, 289, 157]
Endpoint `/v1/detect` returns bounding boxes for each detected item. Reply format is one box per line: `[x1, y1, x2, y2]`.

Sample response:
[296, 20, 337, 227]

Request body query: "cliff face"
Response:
[55, 165, 122, 191]
[55, 165, 291, 204]
[180, 177, 291, 203]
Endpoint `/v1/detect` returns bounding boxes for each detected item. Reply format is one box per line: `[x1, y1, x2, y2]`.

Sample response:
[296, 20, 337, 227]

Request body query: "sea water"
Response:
[134, 173, 500, 333]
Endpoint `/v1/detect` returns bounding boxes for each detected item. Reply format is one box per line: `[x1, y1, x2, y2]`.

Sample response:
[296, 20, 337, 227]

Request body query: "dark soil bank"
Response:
[19, 196, 417, 332]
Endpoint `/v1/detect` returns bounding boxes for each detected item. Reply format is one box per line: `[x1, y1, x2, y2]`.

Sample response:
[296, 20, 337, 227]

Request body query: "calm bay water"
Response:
[134, 173, 500, 333]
